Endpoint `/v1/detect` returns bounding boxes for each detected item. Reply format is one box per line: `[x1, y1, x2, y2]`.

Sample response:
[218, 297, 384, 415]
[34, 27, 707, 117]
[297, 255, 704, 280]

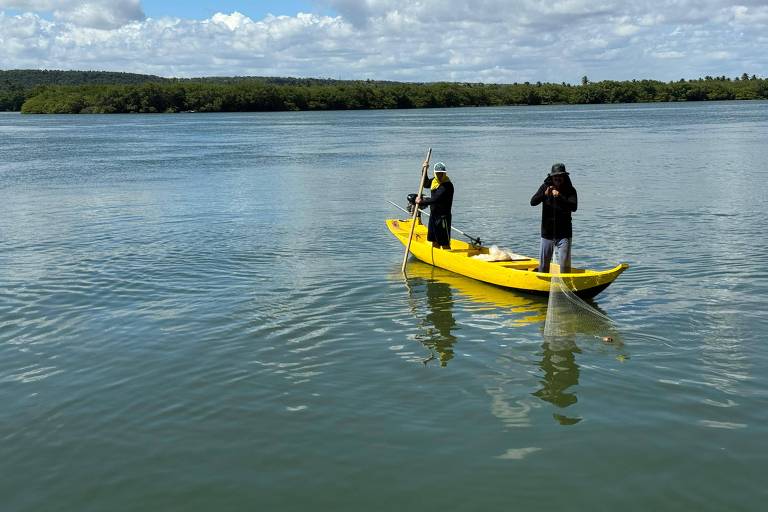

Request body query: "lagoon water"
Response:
[1, 102, 767, 511]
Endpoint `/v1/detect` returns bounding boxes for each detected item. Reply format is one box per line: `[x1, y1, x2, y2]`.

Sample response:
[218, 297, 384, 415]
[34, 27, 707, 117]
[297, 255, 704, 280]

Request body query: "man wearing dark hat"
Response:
[416, 162, 453, 249]
[530, 163, 578, 273]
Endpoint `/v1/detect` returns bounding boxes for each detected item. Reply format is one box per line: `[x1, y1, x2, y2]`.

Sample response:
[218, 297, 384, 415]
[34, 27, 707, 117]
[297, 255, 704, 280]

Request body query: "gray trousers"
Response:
[538, 237, 571, 273]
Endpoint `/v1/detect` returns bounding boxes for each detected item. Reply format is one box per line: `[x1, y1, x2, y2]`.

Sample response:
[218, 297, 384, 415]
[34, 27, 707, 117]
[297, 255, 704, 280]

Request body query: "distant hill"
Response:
[0, 69, 169, 110]
[0, 69, 396, 88]
[177, 76, 404, 86]
[0, 69, 168, 88]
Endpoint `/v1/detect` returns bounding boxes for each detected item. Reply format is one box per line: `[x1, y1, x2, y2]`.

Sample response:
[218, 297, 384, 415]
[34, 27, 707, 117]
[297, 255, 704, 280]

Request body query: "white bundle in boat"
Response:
[471, 245, 526, 262]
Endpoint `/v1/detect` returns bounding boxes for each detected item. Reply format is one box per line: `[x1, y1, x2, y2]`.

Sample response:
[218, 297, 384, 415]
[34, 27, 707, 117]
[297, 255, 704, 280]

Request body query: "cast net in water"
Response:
[543, 272, 618, 340]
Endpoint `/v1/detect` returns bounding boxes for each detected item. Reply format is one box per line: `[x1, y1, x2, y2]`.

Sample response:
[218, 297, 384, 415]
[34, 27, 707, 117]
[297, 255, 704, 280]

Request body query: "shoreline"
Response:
[6, 97, 768, 115]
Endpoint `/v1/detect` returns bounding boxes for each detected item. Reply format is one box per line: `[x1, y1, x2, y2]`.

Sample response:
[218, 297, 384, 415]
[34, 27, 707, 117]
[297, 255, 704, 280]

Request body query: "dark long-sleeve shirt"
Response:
[530, 177, 577, 239]
[421, 175, 454, 217]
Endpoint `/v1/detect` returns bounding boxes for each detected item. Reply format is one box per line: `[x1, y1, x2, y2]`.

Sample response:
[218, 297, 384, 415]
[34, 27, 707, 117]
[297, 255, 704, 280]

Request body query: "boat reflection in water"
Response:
[396, 260, 550, 366]
[396, 260, 626, 425]
[401, 260, 549, 327]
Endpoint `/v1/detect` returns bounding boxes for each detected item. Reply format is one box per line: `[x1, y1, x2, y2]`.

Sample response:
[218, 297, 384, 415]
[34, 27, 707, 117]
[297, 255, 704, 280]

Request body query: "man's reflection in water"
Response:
[419, 279, 458, 367]
[533, 335, 582, 425]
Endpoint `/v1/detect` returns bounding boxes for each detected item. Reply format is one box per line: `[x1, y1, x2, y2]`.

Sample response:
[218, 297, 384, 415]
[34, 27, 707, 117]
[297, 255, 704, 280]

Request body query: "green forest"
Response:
[2, 69, 767, 114]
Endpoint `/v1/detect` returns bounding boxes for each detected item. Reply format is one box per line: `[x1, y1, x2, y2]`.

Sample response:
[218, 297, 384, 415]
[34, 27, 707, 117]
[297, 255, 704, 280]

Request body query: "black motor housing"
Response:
[406, 193, 421, 216]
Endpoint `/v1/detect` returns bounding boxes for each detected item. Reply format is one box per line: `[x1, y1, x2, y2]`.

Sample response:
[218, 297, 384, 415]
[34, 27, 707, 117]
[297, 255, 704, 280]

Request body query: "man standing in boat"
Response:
[416, 162, 454, 250]
[530, 163, 578, 273]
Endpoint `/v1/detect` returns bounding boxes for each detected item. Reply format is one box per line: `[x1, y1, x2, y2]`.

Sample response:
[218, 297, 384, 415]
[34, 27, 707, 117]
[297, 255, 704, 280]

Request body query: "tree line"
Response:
[2, 70, 767, 113]
[1, 69, 166, 111]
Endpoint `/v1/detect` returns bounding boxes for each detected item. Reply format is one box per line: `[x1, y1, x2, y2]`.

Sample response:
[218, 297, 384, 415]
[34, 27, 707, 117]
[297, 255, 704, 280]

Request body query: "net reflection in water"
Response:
[543, 274, 619, 340]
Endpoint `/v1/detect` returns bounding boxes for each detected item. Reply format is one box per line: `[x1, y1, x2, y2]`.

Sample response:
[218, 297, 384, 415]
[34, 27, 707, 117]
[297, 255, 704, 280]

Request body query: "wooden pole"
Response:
[401, 148, 432, 274]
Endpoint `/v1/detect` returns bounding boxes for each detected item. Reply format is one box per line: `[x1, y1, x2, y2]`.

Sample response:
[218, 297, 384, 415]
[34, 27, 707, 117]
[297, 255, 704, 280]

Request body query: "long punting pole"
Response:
[401, 148, 432, 274]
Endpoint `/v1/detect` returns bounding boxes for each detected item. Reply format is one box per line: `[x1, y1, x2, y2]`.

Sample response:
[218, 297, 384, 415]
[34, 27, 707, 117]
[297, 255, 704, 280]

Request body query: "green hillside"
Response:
[0, 69, 168, 111]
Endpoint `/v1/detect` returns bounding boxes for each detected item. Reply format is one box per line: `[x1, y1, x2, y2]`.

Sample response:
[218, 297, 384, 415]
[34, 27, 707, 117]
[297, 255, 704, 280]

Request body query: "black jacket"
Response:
[421, 175, 454, 217]
[530, 175, 577, 239]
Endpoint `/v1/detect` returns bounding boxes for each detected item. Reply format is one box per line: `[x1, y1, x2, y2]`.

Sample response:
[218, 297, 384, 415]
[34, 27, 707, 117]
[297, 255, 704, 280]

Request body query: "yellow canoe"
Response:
[387, 218, 628, 299]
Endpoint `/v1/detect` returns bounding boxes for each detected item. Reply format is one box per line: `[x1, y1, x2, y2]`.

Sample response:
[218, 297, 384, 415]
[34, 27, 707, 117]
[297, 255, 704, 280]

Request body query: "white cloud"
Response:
[730, 4, 768, 24]
[706, 50, 732, 60]
[0, 0, 144, 28]
[614, 24, 641, 36]
[0, 1, 766, 82]
[652, 50, 685, 59]
[209, 12, 249, 31]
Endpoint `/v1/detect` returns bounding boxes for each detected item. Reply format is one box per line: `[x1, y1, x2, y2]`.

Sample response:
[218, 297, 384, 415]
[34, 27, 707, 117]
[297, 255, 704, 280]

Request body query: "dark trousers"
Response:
[427, 214, 451, 247]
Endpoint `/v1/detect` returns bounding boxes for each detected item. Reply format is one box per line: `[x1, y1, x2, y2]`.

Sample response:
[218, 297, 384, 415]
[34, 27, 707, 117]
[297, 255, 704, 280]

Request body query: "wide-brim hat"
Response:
[549, 163, 568, 176]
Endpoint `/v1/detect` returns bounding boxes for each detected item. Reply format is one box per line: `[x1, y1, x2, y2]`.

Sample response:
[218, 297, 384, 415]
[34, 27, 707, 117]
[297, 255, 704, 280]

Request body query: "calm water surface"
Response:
[1, 103, 767, 511]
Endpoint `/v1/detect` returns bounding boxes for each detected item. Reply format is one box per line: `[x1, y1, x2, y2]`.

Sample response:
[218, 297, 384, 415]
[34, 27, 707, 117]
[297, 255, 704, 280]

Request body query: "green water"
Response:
[1, 102, 766, 511]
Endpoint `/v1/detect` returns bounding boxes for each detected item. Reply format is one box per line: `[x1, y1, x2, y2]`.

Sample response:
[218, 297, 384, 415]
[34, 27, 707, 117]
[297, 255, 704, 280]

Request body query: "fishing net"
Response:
[543, 272, 619, 341]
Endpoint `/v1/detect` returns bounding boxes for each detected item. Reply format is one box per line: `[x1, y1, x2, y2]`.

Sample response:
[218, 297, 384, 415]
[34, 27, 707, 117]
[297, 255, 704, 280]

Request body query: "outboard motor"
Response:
[406, 193, 421, 219]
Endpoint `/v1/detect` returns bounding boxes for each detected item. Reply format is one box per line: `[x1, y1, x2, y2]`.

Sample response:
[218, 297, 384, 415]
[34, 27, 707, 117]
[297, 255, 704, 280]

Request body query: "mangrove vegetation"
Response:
[2, 69, 767, 114]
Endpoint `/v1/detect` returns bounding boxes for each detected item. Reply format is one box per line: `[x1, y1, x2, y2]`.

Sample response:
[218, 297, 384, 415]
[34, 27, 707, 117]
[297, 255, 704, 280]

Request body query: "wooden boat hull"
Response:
[387, 218, 628, 299]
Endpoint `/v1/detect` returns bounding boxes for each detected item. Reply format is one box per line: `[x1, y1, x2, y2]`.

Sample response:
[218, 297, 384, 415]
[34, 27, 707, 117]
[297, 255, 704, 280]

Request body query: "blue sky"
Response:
[1, 1, 766, 82]
[3, 1, 329, 19]
[141, 1, 332, 20]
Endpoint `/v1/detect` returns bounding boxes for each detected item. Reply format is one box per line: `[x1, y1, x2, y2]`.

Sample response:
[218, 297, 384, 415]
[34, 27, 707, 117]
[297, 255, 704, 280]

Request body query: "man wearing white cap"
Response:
[416, 162, 454, 249]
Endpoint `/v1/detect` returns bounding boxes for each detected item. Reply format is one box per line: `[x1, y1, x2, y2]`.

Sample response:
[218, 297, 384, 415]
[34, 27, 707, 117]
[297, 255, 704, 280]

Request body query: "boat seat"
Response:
[477, 257, 532, 263]
[495, 261, 537, 269]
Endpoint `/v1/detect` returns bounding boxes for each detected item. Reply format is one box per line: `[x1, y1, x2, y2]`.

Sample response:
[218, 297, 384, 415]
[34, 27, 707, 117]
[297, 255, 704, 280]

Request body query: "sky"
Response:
[0, 1, 766, 83]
